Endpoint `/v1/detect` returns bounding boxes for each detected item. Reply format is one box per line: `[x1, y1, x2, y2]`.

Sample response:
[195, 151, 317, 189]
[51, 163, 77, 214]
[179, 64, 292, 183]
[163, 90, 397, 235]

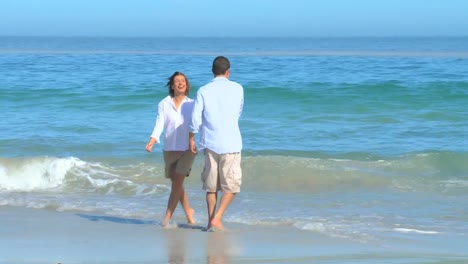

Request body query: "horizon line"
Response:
[1, 49, 467, 58]
[1, 35, 467, 39]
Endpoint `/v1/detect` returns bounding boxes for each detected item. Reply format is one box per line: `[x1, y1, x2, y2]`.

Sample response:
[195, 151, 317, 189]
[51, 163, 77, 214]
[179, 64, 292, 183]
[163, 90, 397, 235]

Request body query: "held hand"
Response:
[189, 138, 197, 154]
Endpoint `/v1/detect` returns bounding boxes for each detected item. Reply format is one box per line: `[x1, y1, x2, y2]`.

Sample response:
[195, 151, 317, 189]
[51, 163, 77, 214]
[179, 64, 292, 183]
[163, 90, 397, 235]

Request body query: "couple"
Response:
[145, 56, 244, 231]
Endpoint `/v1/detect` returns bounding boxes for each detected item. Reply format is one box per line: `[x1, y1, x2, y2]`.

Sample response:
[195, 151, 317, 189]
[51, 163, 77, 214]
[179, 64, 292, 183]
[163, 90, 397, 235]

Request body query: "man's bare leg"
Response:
[209, 192, 236, 230]
[206, 192, 218, 229]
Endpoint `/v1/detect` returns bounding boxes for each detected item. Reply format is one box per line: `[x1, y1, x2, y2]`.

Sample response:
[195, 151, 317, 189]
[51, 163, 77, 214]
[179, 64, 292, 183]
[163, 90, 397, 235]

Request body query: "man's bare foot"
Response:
[207, 218, 224, 231]
[186, 207, 195, 224]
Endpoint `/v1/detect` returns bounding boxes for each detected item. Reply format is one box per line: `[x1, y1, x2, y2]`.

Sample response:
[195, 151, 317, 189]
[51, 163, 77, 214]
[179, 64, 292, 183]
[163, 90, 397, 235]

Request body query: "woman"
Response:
[146, 71, 196, 227]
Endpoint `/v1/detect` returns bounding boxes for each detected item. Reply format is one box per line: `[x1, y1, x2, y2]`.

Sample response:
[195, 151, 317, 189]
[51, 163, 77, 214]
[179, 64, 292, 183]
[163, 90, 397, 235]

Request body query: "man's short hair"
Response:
[212, 56, 230, 75]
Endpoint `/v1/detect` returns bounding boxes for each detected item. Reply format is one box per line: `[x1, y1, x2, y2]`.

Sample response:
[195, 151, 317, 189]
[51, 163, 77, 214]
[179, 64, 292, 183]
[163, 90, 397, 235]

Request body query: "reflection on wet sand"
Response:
[163, 224, 239, 264]
[165, 229, 187, 264]
[206, 231, 234, 264]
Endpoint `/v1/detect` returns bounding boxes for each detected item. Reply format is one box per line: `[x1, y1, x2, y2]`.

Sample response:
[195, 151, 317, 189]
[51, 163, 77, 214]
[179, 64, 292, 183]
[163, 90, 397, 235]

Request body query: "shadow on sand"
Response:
[76, 213, 205, 230]
[76, 214, 156, 225]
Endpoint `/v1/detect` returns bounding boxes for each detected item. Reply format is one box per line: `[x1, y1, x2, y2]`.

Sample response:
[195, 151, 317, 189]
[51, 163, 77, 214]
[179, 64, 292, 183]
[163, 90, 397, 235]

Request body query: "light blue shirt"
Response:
[190, 77, 244, 154]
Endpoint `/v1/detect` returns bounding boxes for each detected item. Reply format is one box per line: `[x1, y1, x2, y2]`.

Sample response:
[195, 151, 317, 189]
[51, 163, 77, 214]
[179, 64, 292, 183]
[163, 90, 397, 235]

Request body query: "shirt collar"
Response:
[164, 95, 189, 103]
[212, 77, 228, 82]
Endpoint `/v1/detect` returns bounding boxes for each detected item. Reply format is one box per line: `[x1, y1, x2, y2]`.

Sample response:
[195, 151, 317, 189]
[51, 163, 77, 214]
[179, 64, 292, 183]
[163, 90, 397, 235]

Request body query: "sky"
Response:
[1, 0, 467, 37]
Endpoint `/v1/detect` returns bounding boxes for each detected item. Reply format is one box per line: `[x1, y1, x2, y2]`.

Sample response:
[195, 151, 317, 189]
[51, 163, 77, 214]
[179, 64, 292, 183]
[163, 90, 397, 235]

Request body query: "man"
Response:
[189, 56, 244, 231]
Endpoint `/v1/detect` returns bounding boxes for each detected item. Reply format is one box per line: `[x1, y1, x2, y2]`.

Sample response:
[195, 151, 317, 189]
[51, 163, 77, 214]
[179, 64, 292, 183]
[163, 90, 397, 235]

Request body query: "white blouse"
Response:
[151, 96, 194, 151]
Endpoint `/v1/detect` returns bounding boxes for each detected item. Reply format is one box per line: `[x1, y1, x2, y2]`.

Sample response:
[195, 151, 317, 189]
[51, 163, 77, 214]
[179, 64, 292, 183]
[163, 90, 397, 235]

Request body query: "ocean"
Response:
[1, 36, 467, 261]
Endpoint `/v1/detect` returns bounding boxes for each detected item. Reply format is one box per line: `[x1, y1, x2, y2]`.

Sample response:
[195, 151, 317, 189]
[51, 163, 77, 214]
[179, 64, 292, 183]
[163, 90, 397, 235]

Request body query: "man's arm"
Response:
[189, 91, 203, 153]
[189, 132, 197, 153]
[190, 91, 203, 134]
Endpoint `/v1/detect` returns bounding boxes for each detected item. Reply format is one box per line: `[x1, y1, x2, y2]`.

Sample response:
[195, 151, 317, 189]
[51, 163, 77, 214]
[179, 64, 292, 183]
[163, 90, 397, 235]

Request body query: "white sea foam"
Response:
[0, 157, 84, 191]
[443, 179, 468, 187]
[294, 221, 376, 244]
[393, 228, 439, 234]
[298, 222, 327, 232]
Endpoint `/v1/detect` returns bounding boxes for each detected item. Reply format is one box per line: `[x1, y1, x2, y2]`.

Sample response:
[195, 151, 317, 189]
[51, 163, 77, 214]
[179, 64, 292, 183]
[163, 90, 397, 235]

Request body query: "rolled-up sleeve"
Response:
[239, 92, 244, 117]
[150, 102, 165, 142]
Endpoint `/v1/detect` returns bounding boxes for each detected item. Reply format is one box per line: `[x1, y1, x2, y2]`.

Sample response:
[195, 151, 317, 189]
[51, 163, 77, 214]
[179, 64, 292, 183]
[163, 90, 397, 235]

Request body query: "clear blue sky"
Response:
[1, 0, 467, 37]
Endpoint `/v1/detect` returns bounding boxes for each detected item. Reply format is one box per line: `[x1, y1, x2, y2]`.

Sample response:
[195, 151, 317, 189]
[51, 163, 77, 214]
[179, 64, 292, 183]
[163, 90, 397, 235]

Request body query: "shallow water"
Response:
[0, 36, 467, 255]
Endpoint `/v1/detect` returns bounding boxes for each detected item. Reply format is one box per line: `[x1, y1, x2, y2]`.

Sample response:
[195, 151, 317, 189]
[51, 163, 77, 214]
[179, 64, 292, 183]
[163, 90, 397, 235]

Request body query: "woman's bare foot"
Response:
[186, 207, 195, 224]
[161, 218, 169, 228]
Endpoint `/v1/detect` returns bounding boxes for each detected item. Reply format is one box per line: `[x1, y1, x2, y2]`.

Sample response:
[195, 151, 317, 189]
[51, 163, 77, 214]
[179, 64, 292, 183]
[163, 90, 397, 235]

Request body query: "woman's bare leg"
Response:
[179, 188, 195, 224]
[162, 172, 186, 227]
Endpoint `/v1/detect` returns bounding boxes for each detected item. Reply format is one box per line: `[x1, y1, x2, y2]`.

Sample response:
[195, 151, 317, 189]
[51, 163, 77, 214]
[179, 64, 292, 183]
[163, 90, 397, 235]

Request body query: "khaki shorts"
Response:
[163, 150, 196, 179]
[202, 148, 242, 193]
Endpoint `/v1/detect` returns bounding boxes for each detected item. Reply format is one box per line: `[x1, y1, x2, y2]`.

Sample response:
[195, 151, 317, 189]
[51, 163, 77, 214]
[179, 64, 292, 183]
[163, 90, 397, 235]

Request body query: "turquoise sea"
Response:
[1, 37, 467, 262]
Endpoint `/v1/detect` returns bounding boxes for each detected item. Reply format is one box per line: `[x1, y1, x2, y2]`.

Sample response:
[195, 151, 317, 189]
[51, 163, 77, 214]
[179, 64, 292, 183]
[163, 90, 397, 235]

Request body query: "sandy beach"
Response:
[1, 206, 465, 264]
[1, 206, 345, 263]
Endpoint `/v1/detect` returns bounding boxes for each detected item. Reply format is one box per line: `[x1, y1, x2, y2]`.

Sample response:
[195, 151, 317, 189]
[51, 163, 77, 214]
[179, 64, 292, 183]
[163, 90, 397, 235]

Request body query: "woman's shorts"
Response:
[163, 150, 196, 179]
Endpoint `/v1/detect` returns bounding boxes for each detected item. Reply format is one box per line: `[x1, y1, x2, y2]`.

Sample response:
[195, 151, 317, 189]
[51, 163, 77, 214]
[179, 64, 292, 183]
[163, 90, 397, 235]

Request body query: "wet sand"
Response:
[0, 206, 465, 264]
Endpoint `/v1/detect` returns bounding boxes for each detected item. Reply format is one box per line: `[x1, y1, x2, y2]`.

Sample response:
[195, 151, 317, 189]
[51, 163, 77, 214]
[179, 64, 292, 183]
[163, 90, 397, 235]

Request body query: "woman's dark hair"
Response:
[166, 71, 190, 97]
[212, 56, 230, 75]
